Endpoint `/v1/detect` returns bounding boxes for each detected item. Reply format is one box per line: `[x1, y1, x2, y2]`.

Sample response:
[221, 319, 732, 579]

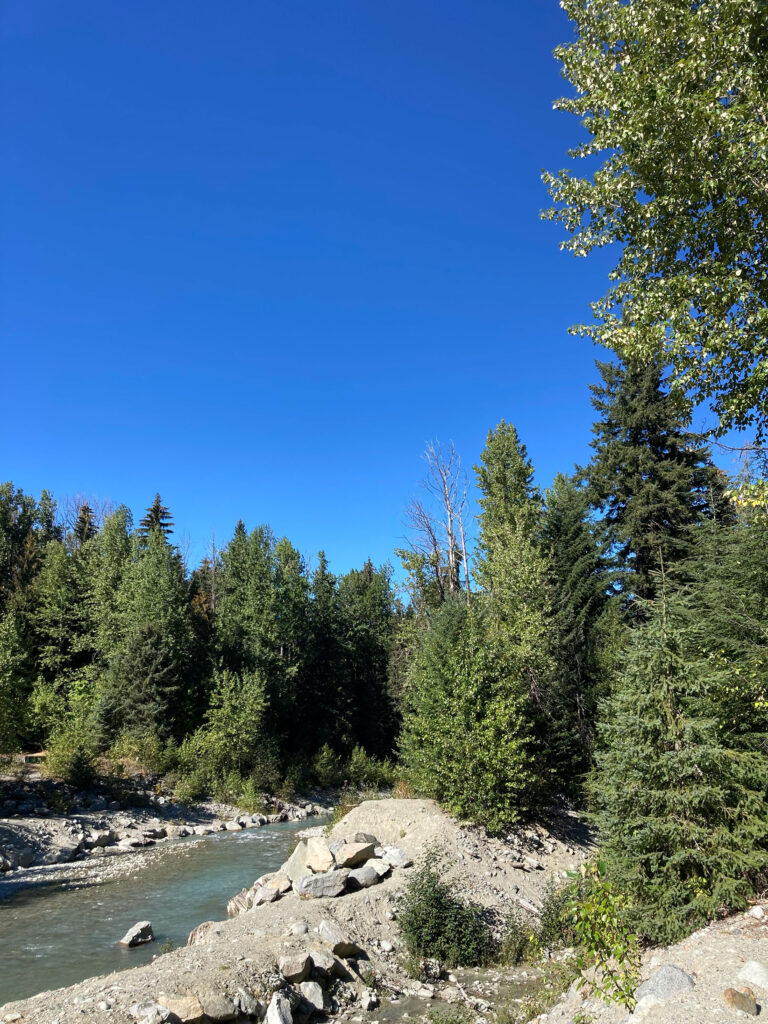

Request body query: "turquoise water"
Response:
[0, 820, 311, 1006]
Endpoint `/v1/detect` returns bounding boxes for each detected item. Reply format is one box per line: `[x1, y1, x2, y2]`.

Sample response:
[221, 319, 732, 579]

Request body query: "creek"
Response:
[0, 819, 313, 1006]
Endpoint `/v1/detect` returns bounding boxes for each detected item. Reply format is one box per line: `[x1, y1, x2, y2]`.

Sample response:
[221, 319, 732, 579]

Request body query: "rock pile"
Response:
[226, 832, 412, 917]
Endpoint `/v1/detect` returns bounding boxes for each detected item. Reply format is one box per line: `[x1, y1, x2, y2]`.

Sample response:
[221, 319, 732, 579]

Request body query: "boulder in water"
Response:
[118, 920, 155, 947]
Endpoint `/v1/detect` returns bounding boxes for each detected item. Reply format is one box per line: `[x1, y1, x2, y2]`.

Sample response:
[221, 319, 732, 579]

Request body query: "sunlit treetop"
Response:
[544, 0, 768, 438]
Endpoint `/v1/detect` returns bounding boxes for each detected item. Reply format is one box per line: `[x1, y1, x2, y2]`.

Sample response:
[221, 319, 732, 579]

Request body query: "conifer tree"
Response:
[585, 358, 726, 607]
[139, 493, 174, 538]
[589, 574, 768, 944]
[542, 474, 613, 784]
[73, 504, 97, 548]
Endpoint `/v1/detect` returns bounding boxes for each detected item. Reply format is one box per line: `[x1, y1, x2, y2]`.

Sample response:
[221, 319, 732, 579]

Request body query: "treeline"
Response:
[2, 354, 767, 943]
[397, 357, 768, 943]
[0, 492, 397, 801]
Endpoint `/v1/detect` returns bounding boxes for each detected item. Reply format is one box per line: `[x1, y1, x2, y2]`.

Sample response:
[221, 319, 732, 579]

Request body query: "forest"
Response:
[2, 354, 767, 945]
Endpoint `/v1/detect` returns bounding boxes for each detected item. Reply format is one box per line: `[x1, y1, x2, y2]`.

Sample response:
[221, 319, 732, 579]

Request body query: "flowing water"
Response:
[0, 819, 314, 1006]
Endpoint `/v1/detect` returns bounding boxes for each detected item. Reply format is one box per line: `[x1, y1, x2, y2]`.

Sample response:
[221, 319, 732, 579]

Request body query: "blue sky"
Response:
[0, 1, 738, 574]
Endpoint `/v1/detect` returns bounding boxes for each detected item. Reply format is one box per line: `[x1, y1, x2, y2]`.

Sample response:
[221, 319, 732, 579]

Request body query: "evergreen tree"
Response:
[589, 576, 768, 944]
[542, 474, 613, 785]
[584, 358, 726, 607]
[91, 506, 133, 665]
[139, 493, 174, 538]
[73, 504, 97, 548]
[0, 610, 33, 752]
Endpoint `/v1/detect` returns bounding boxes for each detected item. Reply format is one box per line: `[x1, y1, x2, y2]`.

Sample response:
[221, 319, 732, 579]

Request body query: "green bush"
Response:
[44, 723, 97, 789]
[109, 729, 178, 774]
[500, 884, 569, 965]
[398, 855, 493, 967]
[313, 743, 344, 787]
[564, 862, 641, 1010]
[174, 767, 208, 805]
[346, 745, 395, 787]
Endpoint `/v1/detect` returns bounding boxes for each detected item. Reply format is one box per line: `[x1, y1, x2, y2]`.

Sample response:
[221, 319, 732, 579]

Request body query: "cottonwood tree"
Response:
[545, 0, 768, 438]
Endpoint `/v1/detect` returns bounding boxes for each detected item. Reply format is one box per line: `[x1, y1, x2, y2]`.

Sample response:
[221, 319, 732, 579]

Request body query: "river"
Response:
[0, 819, 313, 1006]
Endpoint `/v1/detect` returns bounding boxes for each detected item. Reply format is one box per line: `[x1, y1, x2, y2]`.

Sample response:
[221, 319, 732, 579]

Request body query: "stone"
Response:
[346, 864, 380, 890]
[233, 989, 262, 1017]
[159, 995, 204, 1023]
[380, 940, 394, 953]
[227, 888, 250, 917]
[309, 947, 337, 976]
[251, 814, 268, 826]
[360, 990, 379, 1011]
[318, 919, 364, 958]
[266, 874, 292, 894]
[366, 858, 390, 879]
[631, 995, 663, 1020]
[635, 964, 695, 1003]
[329, 839, 347, 857]
[266, 991, 294, 1024]
[305, 837, 335, 873]
[739, 961, 768, 991]
[333, 842, 376, 869]
[380, 847, 412, 868]
[197, 988, 237, 1021]
[288, 921, 310, 936]
[225, 820, 243, 831]
[280, 953, 313, 983]
[186, 921, 220, 945]
[749, 905, 766, 920]
[296, 869, 349, 898]
[284, 841, 310, 882]
[252, 885, 281, 907]
[142, 827, 167, 839]
[89, 829, 117, 848]
[194, 825, 214, 836]
[299, 981, 325, 1013]
[129, 1002, 173, 1021]
[118, 921, 155, 947]
[723, 988, 758, 1015]
[354, 832, 379, 845]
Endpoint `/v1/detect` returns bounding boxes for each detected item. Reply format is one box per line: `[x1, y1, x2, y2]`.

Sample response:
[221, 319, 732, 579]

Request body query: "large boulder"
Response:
[635, 965, 695, 1002]
[279, 953, 312, 983]
[381, 846, 412, 868]
[739, 961, 768, 991]
[333, 842, 375, 869]
[305, 837, 335, 873]
[283, 841, 310, 882]
[118, 921, 155, 948]
[299, 981, 325, 1013]
[158, 995, 204, 1024]
[296, 869, 349, 899]
[227, 888, 250, 917]
[346, 864, 380, 891]
[196, 989, 237, 1022]
[265, 874, 292, 894]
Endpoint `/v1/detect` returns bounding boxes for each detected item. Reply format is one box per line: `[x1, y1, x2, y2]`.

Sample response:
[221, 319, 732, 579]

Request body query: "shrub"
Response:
[500, 884, 570, 966]
[313, 743, 344, 787]
[564, 862, 641, 1010]
[44, 723, 97, 789]
[174, 767, 208, 805]
[109, 729, 178, 774]
[398, 854, 493, 967]
[346, 745, 395, 787]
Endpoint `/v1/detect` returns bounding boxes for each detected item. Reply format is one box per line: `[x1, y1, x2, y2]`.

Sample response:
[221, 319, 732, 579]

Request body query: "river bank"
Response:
[0, 765, 328, 878]
[0, 798, 591, 1024]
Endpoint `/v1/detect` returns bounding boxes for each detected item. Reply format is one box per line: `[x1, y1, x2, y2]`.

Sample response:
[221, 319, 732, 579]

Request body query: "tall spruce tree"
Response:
[139, 493, 174, 539]
[589, 570, 768, 944]
[542, 474, 612, 786]
[585, 358, 726, 607]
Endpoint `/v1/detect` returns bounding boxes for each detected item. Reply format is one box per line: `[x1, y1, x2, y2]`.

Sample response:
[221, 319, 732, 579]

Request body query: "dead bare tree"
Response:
[402, 440, 473, 604]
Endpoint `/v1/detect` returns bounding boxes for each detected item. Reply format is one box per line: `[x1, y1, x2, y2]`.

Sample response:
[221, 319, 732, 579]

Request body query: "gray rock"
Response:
[380, 940, 394, 953]
[280, 953, 313, 983]
[288, 921, 310, 936]
[118, 920, 155, 947]
[194, 825, 214, 836]
[225, 820, 244, 831]
[738, 961, 768, 991]
[354, 832, 379, 845]
[346, 864, 380, 890]
[635, 964, 695, 1002]
[252, 884, 281, 906]
[309, 947, 337, 976]
[366, 858, 390, 879]
[296, 869, 349, 898]
[380, 846, 412, 868]
[90, 829, 117, 848]
[266, 991, 294, 1024]
[723, 987, 758, 1016]
[299, 981, 325, 1013]
[197, 988, 237, 1021]
[329, 838, 347, 857]
[233, 989, 262, 1017]
[284, 840, 310, 882]
[227, 888, 250, 917]
[318, 919, 364, 958]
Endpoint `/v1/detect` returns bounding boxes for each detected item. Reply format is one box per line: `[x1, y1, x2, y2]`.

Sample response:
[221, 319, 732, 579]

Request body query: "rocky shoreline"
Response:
[0, 798, 591, 1024]
[0, 770, 327, 880]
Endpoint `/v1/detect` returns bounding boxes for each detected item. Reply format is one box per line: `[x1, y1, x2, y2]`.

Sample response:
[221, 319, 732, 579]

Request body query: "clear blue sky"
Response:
[0, 2, 734, 573]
